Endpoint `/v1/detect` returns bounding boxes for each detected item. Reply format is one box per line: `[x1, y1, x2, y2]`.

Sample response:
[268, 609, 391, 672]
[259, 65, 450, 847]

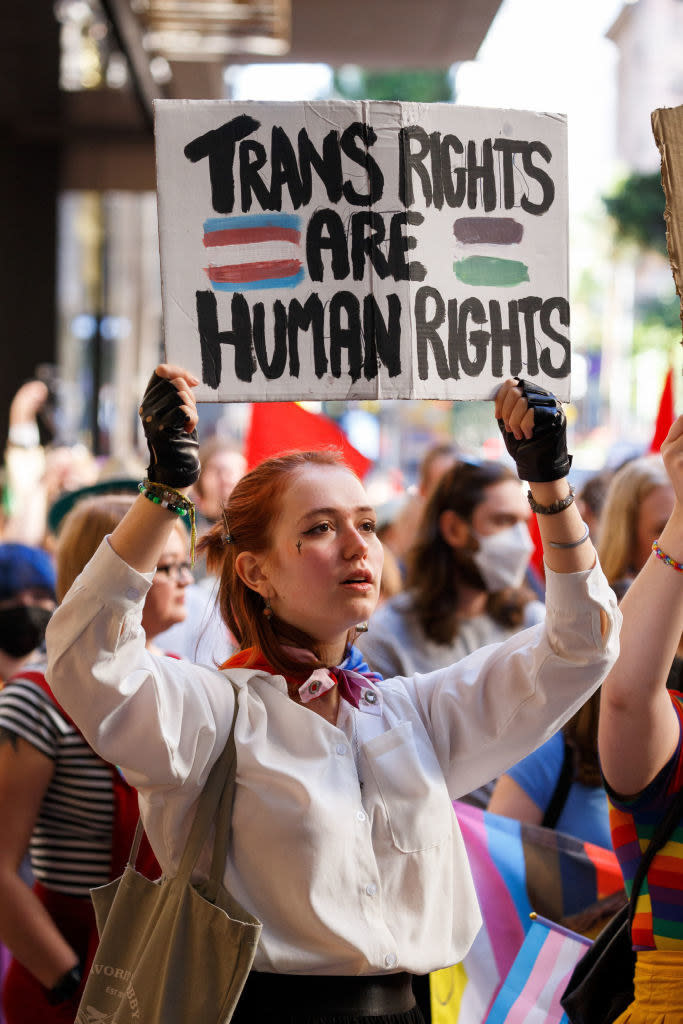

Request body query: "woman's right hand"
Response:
[661, 414, 683, 511]
[139, 364, 201, 489]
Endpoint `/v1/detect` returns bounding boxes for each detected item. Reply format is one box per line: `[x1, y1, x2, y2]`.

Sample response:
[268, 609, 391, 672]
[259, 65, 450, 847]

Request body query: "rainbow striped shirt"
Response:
[607, 691, 683, 950]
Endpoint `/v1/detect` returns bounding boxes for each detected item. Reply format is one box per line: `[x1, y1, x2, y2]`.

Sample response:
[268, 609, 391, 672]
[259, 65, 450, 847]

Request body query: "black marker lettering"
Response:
[340, 123, 384, 206]
[451, 298, 489, 377]
[489, 300, 523, 378]
[329, 292, 363, 381]
[239, 140, 271, 212]
[388, 211, 426, 281]
[184, 114, 260, 214]
[287, 294, 327, 377]
[306, 209, 350, 281]
[362, 294, 402, 379]
[414, 286, 451, 380]
[196, 290, 256, 386]
[467, 139, 496, 212]
[298, 128, 344, 205]
[539, 297, 570, 377]
[399, 126, 431, 207]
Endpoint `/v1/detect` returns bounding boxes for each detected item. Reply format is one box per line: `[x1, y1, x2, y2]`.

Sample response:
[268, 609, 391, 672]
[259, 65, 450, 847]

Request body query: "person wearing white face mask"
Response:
[357, 459, 544, 684]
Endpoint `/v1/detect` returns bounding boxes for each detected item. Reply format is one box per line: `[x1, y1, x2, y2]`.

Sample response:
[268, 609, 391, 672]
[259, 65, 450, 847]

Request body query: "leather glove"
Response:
[139, 372, 200, 488]
[497, 379, 572, 482]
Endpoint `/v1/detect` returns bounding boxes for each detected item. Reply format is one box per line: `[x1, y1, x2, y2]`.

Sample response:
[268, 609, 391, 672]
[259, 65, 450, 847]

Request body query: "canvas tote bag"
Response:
[75, 688, 262, 1024]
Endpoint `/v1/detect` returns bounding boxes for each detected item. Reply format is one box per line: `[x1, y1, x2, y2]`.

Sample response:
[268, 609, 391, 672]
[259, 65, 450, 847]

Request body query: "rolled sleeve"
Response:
[46, 538, 235, 793]
[397, 559, 620, 800]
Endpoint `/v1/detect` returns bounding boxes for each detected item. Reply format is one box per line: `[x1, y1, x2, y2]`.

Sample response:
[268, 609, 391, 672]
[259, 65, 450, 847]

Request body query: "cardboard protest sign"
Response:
[155, 100, 570, 402]
[652, 103, 683, 334]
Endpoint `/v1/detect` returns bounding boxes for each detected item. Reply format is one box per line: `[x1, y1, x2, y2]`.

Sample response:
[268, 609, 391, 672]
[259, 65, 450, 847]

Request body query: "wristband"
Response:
[46, 963, 83, 1005]
[527, 485, 575, 515]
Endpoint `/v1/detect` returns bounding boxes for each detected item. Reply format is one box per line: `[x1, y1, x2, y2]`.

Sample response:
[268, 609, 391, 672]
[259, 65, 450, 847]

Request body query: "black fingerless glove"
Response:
[139, 372, 200, 488]
[497, 379, 572, 482]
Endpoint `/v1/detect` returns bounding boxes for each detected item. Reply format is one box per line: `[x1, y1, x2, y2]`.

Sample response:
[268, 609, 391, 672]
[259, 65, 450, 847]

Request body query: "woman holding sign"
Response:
[44, 365, 619, 1024]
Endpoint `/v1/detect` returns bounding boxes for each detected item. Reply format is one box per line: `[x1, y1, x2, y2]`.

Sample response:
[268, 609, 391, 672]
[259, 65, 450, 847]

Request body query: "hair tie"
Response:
[222, 510, 234, 545]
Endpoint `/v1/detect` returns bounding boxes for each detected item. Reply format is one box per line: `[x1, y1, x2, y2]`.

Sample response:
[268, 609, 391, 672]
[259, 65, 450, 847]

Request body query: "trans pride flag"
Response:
[429, 802, 624, 1024]
[484, 917, 590, 1024]
[202, 213, 305, 291]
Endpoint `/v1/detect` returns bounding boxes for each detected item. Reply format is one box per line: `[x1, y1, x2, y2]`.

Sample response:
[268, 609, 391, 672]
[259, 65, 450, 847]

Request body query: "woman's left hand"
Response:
[494, 378, 572, 483]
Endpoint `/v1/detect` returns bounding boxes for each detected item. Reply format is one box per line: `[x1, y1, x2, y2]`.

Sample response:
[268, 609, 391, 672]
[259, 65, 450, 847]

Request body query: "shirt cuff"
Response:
[71, 535, 156, 612]
[543, 557, 616, 616]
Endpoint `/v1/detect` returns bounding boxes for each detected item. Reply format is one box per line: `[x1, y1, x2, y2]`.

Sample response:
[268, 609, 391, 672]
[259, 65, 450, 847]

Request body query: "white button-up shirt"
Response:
[46, 539, 620, 976]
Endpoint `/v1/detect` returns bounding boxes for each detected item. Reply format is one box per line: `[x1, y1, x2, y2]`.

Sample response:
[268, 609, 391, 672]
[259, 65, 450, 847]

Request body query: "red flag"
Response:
[527, 512, 545, 585]
[649, 366, 676, 452]
[245, 402, 372, 479]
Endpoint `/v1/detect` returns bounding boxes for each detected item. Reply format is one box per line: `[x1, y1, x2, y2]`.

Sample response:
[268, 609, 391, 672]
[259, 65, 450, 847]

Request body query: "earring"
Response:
[355, 622, 369, 634]
[263, 598, 273, 619]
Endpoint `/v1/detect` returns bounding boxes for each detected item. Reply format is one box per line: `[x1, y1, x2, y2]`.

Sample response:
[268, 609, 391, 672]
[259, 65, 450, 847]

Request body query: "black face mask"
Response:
[0, 604, 53, 658]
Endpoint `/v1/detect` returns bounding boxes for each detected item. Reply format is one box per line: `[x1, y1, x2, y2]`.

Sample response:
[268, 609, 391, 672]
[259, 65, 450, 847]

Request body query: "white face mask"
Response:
[471, 521, 534, 592]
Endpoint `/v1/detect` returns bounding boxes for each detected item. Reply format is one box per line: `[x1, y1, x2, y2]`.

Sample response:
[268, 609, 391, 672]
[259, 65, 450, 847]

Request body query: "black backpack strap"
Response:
[542, 734, 574, 829]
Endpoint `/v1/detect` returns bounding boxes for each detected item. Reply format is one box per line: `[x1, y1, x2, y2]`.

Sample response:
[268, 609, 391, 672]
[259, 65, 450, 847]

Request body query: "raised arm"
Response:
[598, 415, 683, 796]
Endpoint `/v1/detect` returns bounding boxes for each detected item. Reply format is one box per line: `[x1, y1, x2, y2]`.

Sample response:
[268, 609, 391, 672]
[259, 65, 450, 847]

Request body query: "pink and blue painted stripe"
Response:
[203, 213, 305, 291]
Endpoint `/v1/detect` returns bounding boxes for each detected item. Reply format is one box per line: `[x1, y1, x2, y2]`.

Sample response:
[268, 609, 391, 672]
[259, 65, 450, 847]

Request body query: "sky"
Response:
[455, 0, 625, 216]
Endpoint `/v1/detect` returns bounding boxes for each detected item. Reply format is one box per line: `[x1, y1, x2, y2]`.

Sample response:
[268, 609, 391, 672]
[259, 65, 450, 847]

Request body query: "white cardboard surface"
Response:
[155, 100, 569, 402]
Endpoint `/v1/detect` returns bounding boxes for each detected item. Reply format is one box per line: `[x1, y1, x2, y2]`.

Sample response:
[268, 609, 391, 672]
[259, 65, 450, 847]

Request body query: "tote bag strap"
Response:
[176, 680, 241, 886]
[628, 783, 683, 924]
[126, 680, 241, 885]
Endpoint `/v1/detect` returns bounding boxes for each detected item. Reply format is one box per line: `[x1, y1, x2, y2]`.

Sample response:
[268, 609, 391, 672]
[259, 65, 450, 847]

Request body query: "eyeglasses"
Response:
[156, 561, 193, 581]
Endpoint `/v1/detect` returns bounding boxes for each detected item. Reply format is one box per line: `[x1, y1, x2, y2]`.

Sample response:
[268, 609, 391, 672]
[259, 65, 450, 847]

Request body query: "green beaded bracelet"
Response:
[138, 480, 197, 565]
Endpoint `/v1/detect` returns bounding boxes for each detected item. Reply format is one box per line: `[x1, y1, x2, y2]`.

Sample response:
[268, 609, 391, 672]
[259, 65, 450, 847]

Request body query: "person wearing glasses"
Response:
[0, 492, 190, 1023]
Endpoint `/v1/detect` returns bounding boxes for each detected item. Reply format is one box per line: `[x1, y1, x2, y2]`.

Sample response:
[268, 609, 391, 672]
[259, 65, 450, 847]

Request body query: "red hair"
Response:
[199, 449, 359, 675]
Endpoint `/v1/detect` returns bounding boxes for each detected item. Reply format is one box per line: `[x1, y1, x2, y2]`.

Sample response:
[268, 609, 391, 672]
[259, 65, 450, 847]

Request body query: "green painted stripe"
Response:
[453, 255, 530, 287]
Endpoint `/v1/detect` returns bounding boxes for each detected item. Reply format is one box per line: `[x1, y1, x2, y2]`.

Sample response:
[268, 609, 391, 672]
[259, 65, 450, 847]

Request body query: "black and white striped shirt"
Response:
[0, 672, 115, 897]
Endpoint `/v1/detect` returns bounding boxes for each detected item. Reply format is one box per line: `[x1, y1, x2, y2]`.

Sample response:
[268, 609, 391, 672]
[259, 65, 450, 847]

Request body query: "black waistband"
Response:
[235, 970, 416, 1018]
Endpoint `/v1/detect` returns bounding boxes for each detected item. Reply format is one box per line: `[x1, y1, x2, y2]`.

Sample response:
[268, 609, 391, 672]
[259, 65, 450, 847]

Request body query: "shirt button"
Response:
[356, 810, 367, 823]
[336, 744, 347, 756]
[384, 953, 397, 968]
[365, 883, 377, 897]
[126, 587, 139, 600]
[364, 691, 378, 704]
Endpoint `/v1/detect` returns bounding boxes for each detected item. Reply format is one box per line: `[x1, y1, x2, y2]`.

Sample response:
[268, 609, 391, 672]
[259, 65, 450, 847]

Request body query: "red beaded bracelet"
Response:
[652, 540, 683, 573]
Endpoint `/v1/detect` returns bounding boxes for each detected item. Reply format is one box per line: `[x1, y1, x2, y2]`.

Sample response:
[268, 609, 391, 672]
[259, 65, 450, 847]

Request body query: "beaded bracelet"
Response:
[652, 540, 683, 574]
[139, 479, 197, 565]
[527, 484, 575, 516]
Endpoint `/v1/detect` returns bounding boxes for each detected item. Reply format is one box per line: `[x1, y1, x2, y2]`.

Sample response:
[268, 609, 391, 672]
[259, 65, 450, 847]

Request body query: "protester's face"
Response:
[142, 528, 192, 640]
[0, 587, 56, 660]
[633, 483, 675, 572]
[421, 453, 458, 499]
[470, 480, 530, 537]
[256, 465, 383, 659]
[198, 451, 247, 520]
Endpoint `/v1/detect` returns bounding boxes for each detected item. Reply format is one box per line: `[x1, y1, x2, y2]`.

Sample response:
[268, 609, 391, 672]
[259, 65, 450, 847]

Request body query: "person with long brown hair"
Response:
[358, 459, 543, 679]
[487, 456, 677, 847]
[44, 366, 619, 1024]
